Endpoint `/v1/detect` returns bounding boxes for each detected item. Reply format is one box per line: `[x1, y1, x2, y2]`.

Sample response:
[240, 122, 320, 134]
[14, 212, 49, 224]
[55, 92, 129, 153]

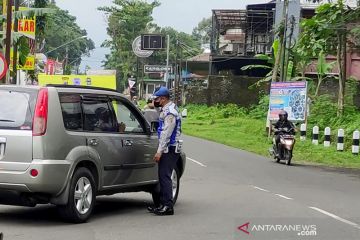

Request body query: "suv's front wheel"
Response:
[58, 167, 96, 223]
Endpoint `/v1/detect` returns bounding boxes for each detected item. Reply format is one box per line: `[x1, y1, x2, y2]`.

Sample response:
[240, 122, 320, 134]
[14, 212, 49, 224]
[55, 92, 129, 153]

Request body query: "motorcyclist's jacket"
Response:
[274, 120, 295, 135]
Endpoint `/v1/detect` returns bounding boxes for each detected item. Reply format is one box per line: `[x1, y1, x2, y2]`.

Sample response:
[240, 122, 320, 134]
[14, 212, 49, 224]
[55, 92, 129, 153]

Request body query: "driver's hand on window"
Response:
[119, 122, 126, 133]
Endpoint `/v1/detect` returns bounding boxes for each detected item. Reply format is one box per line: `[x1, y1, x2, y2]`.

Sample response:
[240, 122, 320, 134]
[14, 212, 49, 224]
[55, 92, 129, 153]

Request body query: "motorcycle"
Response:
[269, 127, 296, 165]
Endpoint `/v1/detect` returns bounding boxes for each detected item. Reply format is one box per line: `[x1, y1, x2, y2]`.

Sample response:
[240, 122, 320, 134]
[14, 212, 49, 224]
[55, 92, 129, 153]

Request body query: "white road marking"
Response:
[309, 207, 360, 230]
[275, 194, 293, 200]
[252, 186, 270, 193]
[187, 157, 207, 168]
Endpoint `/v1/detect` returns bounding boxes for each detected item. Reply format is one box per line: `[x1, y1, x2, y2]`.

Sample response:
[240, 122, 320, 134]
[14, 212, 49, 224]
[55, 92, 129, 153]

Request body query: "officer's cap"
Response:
[153, 86, 170, 98]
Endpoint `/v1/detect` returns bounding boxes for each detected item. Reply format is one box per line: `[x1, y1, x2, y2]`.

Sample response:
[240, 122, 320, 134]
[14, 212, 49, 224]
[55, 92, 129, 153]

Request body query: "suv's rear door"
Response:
[0, 87, 37, 171]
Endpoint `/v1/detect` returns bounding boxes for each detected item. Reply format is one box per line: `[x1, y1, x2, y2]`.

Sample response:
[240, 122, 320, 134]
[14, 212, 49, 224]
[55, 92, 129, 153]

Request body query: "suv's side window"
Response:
[111, 99, 145, 134]
[59, 94, 83, 131]
[82, 100, 117, 133]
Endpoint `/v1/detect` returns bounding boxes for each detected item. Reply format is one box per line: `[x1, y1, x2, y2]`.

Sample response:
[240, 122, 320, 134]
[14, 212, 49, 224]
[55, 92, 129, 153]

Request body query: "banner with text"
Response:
[269, 81, 308, 122]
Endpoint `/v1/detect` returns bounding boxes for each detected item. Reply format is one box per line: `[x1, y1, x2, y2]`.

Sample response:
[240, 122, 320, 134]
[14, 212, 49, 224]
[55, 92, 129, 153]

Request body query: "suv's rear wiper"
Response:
[0, 119, 15, 122]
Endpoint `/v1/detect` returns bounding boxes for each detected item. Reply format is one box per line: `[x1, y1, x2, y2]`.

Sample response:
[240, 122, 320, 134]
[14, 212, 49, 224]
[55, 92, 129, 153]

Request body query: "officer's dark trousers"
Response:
[159, 146, 180, 208]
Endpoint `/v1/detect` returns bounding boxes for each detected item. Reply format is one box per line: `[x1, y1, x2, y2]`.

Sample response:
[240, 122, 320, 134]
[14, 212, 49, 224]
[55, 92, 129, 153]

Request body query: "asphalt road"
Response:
[1, 135, 360, 240]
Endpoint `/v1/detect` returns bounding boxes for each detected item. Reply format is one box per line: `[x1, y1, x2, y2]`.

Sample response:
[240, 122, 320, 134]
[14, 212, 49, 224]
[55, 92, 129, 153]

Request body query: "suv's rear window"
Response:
[0, 89, 35, 130]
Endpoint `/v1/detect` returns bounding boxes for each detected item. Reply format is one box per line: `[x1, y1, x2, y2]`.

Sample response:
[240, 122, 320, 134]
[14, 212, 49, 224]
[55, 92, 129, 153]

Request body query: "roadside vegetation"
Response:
[181, 0, 360, 169]
[182, 90, 360, 169]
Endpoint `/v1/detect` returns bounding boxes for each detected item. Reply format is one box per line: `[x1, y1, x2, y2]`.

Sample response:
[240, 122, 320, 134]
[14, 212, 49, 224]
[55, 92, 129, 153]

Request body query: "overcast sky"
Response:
[56, 0, 267, 71]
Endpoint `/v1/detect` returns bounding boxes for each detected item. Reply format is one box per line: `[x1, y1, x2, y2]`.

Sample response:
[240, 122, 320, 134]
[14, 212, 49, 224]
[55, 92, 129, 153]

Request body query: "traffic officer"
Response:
[148, 86, 181, 216]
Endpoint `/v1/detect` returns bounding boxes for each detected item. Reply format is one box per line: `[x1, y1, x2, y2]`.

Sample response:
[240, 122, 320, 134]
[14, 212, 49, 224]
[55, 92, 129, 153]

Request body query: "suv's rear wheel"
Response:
[58, 167, 96, 223]
[151, 166, 180, 206]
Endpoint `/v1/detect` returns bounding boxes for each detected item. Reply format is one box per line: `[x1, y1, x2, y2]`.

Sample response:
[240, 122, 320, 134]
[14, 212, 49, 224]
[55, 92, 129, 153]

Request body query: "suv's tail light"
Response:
[33, 88, 48, 136]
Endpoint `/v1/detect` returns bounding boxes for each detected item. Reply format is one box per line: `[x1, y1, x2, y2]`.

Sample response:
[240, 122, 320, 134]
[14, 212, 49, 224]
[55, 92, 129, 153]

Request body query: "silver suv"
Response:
[0, 85, 186, 223]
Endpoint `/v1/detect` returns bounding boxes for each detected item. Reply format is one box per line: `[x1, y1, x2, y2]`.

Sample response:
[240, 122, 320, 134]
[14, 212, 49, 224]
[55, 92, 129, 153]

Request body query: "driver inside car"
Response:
[273, 110, 295, 156]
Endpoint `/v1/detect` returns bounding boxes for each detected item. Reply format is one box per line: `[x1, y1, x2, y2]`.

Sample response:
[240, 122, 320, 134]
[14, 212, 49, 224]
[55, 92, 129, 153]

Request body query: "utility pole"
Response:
[174, 40, 179, 102]
[178, 46, 183, 106]
[272, 0, 288, 82]
[63, 46, 69, 75]
[136, 56, 139, 97]
[280, 0, 289, 82]
[165, 34, 170, 88]
[4, 0, 13, 84]
[12, 0, 19, 84]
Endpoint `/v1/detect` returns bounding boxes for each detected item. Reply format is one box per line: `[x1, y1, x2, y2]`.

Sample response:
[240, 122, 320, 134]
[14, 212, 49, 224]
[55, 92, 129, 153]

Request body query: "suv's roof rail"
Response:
[46, 84, 120, 93]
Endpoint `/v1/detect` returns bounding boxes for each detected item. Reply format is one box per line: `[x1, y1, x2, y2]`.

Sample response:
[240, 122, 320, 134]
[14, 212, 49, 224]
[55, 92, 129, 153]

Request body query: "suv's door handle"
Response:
[123, 139, 133, 147]
[88, 139, 99, 146]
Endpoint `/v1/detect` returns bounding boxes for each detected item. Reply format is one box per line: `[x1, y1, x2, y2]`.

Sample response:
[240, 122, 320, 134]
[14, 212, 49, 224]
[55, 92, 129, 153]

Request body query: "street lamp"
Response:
[43, 35, 87, 75]
[44, 35, 87, 55]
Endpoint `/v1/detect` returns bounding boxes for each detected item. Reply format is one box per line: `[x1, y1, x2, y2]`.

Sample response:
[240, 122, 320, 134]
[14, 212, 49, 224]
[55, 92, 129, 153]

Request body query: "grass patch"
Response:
[182, 105, 360, 169]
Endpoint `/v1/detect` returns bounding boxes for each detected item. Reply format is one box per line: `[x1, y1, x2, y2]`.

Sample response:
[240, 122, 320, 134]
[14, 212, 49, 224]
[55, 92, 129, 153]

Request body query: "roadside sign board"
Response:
[132, 36, 153, 58]
[269, 81, 308, 122]
[13, 7, 36, 39]
[0, 53, 8, 79]
[141, 34, 166, 50]
[38, 74, 116, 90]
[144, 65, 172, 74]
[10, 50, 35, 71]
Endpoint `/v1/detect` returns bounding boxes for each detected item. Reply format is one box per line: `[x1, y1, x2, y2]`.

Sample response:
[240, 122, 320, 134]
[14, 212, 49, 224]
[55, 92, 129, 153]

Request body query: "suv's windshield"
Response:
[0, 89, 35, 130]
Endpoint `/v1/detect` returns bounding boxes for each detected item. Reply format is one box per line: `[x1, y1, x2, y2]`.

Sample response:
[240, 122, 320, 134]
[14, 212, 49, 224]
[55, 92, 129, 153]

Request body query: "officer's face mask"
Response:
[154, 98, 162, 108]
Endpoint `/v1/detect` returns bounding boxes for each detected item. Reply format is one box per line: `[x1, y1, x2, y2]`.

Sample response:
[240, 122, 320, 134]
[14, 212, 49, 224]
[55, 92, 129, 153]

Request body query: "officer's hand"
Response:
[154, 153, 162, 163]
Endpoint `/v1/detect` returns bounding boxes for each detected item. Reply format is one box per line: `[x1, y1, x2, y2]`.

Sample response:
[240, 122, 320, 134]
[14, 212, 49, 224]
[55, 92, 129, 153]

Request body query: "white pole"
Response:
[312, 126, 319, 145]
[300, 123, 306, 141]
[337, 129, 344, 151]
[352, 130, 359, 155]
[324, 127, 331, 147]
[165, 34, 170, 88]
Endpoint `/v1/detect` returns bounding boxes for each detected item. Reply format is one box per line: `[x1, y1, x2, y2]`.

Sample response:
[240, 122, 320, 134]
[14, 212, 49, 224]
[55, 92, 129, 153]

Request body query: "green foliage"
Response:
[99, 0, 160, 83]
[35, 0, 49, 42]
[149, 25, 201, 64]
[192, 17, 212, 45]
[296, 0, 360, 115]
[183, 89, 360, 168]
[248, 95, 270, 119]
[44, 4, 95, 69]
[185, 104, 247, 122]
[308, 95, 338, 127]
[315, 51, 336, 96]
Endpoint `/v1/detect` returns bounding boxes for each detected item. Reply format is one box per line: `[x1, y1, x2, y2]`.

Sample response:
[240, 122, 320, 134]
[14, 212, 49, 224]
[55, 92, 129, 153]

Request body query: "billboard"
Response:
[269, 81, 308, 122]
[38, 74, 117, 90]
[141, 34, 166, 50]
[6, 7, 37, 71]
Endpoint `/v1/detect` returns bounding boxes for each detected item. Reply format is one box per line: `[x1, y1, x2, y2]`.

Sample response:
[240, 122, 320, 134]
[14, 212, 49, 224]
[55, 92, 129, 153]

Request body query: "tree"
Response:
[315, 51, 336, 96]
[43, 4, 95, 74]
[192, 17, 212, 45]
[297, 0, 360, 115]
[0, 0, 55, 82]
[148, 24, 201, 65]
[98, 0, 160, 88]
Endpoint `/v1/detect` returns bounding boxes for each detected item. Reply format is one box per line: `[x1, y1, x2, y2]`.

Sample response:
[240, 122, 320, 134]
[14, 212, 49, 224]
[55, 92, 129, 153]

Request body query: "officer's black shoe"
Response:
[147, 205, 162, 213]
[153, 206, 174, 216]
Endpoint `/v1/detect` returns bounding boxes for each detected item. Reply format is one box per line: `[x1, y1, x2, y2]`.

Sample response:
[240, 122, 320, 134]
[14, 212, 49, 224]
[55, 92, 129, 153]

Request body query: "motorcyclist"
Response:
[273, 110, 295, 156]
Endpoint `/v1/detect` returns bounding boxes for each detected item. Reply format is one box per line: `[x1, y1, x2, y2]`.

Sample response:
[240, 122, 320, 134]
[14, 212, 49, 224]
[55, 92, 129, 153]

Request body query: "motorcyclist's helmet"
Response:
[279, 110, 288, 121]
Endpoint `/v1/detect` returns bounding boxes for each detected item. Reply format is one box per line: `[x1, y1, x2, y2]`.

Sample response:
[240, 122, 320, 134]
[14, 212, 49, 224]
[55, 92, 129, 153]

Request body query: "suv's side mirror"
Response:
[151, 121, 159, 133]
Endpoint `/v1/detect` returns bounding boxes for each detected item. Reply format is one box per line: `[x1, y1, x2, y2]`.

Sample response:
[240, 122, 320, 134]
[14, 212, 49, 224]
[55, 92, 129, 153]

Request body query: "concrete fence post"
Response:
[312, 126, 319, 145]
[324, 127, 331, 147]
[300, 124, 306, 141]
[337, 129, 345, 151]
[352, 130, 360, 155]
